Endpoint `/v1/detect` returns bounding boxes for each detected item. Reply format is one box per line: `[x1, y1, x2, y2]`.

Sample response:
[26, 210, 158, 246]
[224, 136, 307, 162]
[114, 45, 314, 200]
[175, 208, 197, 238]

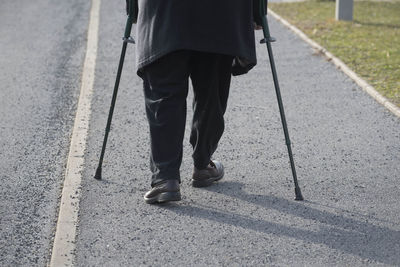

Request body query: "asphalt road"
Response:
[1, 0, 400, 266]
[0, 0, 89, 265]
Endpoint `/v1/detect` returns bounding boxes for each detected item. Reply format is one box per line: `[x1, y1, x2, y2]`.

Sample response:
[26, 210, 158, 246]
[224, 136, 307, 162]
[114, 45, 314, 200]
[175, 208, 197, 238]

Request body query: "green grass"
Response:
[269, 0, 400, 106]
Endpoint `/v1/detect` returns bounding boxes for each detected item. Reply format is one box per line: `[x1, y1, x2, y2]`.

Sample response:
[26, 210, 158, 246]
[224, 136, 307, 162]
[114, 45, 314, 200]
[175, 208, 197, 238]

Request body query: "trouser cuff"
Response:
[151, 172, 181, 187]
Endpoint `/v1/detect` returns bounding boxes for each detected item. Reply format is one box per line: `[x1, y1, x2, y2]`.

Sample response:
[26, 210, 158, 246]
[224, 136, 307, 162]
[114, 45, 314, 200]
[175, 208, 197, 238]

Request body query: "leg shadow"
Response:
[166, 181, 400, 265]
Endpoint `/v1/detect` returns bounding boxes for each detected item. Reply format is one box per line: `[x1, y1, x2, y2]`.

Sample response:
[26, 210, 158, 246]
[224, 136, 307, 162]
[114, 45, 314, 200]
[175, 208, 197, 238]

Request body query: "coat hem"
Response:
[136, 46, 256, 77]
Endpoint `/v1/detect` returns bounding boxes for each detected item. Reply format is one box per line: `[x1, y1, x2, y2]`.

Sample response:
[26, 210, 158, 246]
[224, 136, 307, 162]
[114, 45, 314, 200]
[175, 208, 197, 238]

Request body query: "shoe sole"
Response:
[191, 170, 224, 188]
[144, 191, 182, 204]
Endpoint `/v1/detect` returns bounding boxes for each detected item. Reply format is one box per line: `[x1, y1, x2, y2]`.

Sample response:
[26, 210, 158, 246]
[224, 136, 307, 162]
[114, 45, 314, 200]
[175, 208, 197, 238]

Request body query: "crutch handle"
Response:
[126, 0, 138, 22]
[123, 0, 137, 41]
[253, 0, 268, 27]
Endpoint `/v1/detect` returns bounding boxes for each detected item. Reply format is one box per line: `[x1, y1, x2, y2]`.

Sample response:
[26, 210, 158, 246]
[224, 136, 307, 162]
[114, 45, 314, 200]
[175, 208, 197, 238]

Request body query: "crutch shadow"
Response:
[353, 20, 399, 30]
[166, 181, 400, 265]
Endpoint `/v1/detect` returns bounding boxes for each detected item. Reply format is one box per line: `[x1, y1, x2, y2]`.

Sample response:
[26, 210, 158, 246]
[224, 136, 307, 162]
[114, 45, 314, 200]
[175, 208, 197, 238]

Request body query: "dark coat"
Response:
[135, 0, 257, 75]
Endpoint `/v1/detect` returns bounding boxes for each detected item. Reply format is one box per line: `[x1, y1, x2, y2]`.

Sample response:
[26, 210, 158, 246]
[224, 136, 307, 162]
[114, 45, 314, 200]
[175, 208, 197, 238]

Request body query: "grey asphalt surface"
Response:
[75, 1, 400, 266]
[1, 1, 399, 266]
[0, 0, 89, 266]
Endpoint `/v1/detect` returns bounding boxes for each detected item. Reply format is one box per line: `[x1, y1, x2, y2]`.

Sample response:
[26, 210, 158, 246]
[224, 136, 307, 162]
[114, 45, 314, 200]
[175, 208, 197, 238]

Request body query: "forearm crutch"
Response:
[255, 0, 304, 200]
[94, 0, 137, 180]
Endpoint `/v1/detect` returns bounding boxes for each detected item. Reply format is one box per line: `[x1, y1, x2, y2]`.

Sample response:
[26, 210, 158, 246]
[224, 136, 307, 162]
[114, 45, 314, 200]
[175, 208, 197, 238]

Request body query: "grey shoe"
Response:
[192, 160, 224, 188]
[144, 180, 181, 204]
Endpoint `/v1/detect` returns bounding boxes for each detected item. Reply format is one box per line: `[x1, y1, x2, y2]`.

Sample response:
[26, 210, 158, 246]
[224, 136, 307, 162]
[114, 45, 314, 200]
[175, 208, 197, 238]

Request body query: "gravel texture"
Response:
[0, 0, 89, 265]
[75, 1, 400, 266]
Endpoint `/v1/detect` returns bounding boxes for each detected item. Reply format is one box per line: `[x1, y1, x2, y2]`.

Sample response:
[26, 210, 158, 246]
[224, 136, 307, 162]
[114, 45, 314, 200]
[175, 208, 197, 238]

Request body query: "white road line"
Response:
[268, 9, 400, 118]
[49, 0, 100, 266]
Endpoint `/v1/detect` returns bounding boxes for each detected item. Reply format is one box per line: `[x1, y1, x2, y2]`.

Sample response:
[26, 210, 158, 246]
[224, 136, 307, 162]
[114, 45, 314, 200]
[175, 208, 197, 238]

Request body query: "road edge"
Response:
[268, 9, 400, 118]
[49, 0, 100, 266]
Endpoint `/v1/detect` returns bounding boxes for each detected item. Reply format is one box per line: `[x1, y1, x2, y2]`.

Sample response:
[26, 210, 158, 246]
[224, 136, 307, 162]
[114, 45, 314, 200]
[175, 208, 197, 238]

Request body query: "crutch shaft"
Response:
[94, 13, 134, 180]
[94, 41, 128, 180]
[261, 16, 304, 200]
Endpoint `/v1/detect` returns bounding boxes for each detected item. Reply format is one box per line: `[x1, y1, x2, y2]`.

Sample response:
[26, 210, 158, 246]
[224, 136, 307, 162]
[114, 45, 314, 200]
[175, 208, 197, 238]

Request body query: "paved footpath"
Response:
[74, 1, 400, 266]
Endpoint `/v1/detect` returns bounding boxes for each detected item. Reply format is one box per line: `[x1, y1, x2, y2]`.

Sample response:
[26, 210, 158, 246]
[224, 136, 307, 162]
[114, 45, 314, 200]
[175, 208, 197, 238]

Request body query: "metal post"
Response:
[336, 0, 354, 21]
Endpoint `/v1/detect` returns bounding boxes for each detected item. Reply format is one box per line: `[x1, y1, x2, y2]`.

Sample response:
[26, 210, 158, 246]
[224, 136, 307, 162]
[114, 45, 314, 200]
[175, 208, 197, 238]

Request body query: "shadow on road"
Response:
[166, 181, 400, 265]
[353, 20, 399, 29]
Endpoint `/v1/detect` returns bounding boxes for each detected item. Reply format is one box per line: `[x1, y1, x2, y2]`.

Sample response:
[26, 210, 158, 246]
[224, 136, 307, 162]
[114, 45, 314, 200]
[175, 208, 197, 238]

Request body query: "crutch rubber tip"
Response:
[294, 187, 304, 201]
[94, 166, 102, 180]
[260, 37, 277, 44]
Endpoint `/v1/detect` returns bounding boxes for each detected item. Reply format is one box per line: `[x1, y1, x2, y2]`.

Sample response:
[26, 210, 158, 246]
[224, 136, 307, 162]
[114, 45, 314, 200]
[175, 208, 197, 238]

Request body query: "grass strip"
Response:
[269, 0, 400, 106]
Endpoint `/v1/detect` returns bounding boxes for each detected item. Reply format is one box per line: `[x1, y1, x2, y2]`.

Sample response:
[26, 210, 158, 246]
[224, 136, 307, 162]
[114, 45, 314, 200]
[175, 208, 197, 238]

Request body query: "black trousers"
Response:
[140, 50, 234, 186]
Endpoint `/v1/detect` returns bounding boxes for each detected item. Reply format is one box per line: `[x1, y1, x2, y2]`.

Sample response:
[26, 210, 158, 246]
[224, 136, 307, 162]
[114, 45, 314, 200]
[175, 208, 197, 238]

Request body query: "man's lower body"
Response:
[139, 50, 234, 203]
